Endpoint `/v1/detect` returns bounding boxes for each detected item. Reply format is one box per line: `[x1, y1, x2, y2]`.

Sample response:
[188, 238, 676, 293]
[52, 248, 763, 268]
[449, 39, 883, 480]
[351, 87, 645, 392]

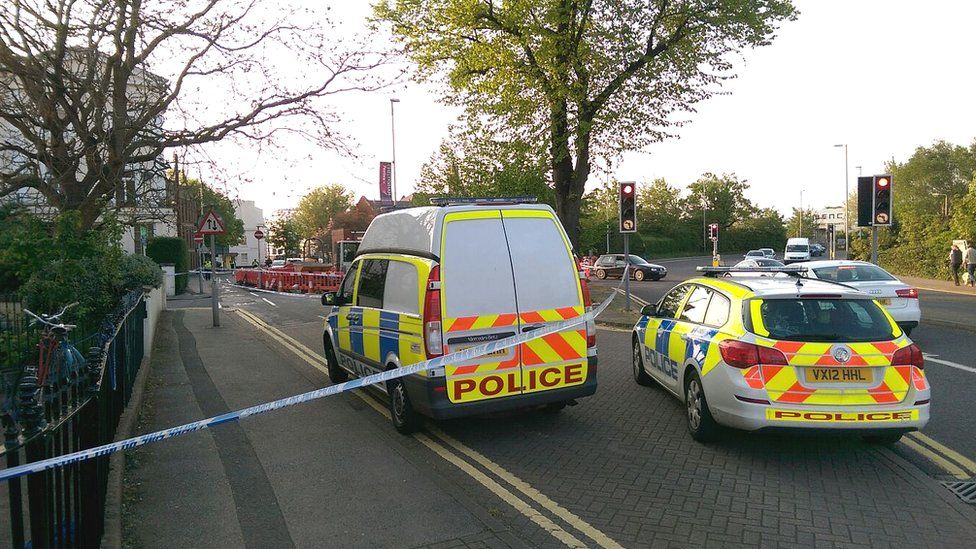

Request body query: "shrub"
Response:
[120, 254, 163, 290]
[22, 257, 123, 324]
[146, 237, 189, 294]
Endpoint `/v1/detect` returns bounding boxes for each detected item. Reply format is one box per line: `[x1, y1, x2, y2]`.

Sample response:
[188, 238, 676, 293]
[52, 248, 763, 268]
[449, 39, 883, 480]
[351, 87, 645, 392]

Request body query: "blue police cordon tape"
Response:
[0, 270, 627, 482]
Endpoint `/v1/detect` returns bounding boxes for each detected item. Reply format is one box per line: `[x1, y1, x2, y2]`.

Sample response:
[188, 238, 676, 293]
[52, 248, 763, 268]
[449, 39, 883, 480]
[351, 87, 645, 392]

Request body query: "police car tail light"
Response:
[719, 340, 787, 369]
[891, 343, 923, 369]
[579, 273, 596, 348]
[895, 288, 918, 299]
[424, 266, 443, 358]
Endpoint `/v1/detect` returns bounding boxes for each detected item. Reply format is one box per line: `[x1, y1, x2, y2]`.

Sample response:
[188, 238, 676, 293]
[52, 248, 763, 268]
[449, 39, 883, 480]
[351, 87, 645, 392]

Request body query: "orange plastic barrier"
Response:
[233, 269, 344, 294]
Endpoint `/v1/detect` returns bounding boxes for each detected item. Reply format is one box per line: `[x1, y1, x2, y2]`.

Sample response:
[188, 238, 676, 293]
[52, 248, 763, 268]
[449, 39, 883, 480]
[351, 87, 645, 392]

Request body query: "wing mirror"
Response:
[640, 304, 657, 316]
[322, 292, 337, 306]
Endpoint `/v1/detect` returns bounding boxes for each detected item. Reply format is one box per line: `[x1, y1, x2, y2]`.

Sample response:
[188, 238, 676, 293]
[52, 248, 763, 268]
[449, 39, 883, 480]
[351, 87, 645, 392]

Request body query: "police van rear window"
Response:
[504, 216, 580, 313]
[749, 298, 895, 342]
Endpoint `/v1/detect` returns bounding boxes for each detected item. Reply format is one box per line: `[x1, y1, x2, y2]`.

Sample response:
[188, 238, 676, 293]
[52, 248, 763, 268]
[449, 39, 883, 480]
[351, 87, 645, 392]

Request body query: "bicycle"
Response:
[23, 303, 86, 389]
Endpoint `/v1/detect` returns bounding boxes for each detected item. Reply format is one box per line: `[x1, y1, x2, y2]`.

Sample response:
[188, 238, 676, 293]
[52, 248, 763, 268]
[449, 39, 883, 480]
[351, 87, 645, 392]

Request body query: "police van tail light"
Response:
[424, 266, 443, 358]
[895, 288, 918, 299]
[579, 272, 596, 348]
[719, 340, 788, 369]
[891, 343, 923, 369]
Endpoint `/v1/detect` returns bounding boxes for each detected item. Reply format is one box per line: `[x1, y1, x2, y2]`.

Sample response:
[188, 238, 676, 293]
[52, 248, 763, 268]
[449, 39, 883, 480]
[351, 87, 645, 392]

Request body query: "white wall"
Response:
[143, 284, 165, 359]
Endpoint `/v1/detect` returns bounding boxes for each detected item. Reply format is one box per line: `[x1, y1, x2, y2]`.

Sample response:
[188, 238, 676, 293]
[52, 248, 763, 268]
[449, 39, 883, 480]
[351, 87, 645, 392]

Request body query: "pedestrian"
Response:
[949, 244, 963, 286]
[966, 243, 976, 287]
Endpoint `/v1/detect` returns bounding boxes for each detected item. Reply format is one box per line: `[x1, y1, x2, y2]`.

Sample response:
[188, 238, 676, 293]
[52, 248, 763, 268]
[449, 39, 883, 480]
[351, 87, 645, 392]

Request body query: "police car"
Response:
[321, 198, 597, 433]
[632, 266, 929, 443]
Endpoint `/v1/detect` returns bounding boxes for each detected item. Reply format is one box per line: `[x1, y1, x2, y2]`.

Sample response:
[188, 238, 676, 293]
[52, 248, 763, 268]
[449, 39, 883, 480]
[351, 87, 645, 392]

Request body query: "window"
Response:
[657, 285, 690, 319]
[679, 286, 711, 324]
[812, 264, 895, 282]
[504, 217, 579, 312]
[356, 259, 388, 309]
[442, 217, 517, 318]
[752, 298, 895, 342]
[338, 261, 358, 303]
[703, 292, 730, 327]
[383, 261, 420, 315]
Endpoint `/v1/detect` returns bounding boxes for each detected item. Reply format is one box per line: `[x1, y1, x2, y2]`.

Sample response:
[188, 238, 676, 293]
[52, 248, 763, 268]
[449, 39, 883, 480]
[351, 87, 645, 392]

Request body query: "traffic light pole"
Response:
[211, 234, 220, 327]
[623, 233, 631, 312]
[871, 226, 878, 265]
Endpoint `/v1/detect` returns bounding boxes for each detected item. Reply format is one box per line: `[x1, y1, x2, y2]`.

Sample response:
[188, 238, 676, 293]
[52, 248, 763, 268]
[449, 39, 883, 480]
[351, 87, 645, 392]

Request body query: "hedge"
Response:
[146, 236, 189, 294]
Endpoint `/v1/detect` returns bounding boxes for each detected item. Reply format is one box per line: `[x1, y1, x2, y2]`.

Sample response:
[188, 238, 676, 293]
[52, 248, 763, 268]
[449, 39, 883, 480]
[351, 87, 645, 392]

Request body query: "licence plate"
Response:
[453, 344, 507, 358]
[878, 298, 891, 306]
[804, 367, 872, 383]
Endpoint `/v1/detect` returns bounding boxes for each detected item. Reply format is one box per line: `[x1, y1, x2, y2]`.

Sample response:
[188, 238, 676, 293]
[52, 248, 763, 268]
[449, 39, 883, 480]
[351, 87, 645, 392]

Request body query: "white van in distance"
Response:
[784, 237, 811, 264]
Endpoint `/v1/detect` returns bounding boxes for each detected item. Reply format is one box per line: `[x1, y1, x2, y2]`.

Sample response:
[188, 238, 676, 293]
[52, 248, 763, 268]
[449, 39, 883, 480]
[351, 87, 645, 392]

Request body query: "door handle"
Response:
[679, 334, 690, 341]
[345, 314, 360, 321]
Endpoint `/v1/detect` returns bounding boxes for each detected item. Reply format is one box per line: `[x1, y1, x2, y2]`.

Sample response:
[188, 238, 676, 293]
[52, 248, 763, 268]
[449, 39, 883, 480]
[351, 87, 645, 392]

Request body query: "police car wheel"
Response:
[324, 338, 347, 383]
[685, 371, 720, 442]
[389, 377, 421, 435]
[595, 269, 607, 279]
[634, 270, 645, 281]
[633, 338, 653, 386]
[862, 433, 903, 445]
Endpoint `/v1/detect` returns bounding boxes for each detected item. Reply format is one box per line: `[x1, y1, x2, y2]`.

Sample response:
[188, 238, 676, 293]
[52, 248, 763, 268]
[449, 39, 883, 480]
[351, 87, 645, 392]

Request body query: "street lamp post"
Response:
[798, 189, 805, 237]
[390, 98, 400, 205]
[701, 193, 707, 253]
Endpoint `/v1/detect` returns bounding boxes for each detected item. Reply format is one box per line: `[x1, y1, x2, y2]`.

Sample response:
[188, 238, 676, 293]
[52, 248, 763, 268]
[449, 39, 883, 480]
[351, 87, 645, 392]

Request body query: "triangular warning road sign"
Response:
[197, 209, 226, 235]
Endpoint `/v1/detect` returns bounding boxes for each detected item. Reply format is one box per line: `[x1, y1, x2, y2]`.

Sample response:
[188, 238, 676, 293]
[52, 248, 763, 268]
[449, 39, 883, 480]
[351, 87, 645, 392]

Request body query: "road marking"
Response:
[262, 297, 278, 307]
[317, 315, 326, 320]
[914, 285, 976, 297]
[922, 354, 976, 374]
[597, 325, 631, 333]
[902, 437, 969, 480]
[907, 432, 976, 477]
[234, 308, 617, 548]
[613, 287, 650, 307]
[427, 426, 625, 549]
[249, 292, 259, 297]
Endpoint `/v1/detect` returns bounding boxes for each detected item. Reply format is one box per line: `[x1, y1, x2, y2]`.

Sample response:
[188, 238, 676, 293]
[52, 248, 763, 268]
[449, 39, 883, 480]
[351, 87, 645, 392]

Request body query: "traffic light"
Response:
[619, 182, 637, 233]
[708, 223, 718, 240]
[872, 174, 892, 226]
[857, 176, 873, 227]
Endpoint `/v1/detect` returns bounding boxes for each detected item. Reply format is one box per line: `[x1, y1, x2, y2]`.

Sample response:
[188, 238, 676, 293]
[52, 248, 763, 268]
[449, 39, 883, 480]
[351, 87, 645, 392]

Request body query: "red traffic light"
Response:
[876, 177, 889, 188]
[622, 184, 633, 195]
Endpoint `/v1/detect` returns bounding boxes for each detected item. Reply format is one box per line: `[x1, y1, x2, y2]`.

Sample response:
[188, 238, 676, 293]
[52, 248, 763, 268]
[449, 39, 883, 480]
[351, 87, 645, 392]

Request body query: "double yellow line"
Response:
[234, 308, 623, 549]
[903, 432, 976, 480]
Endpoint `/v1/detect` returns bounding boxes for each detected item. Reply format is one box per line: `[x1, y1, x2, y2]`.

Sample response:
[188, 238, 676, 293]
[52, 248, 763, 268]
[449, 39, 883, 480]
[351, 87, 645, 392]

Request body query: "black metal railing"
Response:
[1, 289, 147, 548]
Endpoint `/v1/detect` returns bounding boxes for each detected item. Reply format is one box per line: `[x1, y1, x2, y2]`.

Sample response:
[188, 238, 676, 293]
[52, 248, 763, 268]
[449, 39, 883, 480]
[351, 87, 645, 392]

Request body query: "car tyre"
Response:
[633, 337, 653, 386]
[324, 337, 348, 384]
[595, 268, 607, 280]
[863, 433, 903, 445]
[685, 370, 720, 442]
[388, 375, 422, 435]
[634, 270, 645, 281]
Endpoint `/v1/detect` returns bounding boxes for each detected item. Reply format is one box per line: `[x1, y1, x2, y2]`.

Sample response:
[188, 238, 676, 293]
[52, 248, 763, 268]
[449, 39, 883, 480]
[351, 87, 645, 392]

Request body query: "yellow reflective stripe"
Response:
[875, 300, 904, 338]
[500, 209, 551, 218]
[701, 332, 732, 376]
[362, 308, 381, 361]
[750, 300, 769, 336]
[703, 279, 751, 299]
[444, 210, 503, 221]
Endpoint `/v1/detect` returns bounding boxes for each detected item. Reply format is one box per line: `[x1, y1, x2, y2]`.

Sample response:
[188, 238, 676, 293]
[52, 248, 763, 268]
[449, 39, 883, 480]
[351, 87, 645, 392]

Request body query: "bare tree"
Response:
[0, 0, 394, 229]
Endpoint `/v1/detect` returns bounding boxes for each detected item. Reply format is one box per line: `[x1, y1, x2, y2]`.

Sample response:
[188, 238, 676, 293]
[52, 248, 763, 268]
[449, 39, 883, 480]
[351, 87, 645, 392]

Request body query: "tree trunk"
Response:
[550, 99, 583, 248]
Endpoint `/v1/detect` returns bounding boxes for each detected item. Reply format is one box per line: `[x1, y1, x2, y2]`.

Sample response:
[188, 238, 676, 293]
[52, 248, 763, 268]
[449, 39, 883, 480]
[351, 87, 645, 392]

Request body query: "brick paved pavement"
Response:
[438, 328, 976, 548]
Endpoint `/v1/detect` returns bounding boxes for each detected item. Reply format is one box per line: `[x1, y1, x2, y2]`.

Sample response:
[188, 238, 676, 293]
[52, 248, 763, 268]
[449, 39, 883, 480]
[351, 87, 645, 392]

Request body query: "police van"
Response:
[321, 199, 598, 433]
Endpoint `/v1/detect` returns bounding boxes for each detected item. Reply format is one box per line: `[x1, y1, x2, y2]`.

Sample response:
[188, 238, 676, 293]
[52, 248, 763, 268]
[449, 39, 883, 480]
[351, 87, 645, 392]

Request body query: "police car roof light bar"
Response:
[429, 196, 539, 206]
[696, 266, 808, 278]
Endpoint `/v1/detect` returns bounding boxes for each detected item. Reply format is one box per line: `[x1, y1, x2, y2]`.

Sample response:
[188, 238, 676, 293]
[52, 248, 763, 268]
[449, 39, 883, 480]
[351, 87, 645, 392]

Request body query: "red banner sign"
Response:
[379, 161, 392, 201]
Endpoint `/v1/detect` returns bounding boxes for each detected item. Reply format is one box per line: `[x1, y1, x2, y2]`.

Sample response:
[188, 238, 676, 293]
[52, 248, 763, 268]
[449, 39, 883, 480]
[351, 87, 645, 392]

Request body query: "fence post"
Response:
[3, 410, 26, 548]
[20, 370, 51, 549]
[79, 346, 104, 547]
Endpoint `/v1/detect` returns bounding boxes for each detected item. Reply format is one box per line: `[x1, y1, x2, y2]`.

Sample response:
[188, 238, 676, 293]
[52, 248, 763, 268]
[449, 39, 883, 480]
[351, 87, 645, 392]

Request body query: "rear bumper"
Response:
[406, 356, 598, 420]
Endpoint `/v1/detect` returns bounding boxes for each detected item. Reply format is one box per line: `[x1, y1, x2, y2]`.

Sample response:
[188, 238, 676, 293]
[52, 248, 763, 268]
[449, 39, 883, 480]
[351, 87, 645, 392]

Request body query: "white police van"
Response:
[321, 198, 598, 433]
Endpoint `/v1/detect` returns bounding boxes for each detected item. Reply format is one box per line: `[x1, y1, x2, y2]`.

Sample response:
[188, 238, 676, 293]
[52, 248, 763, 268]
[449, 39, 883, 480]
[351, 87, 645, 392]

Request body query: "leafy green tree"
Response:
[268, 215, 302, 258]
[682, 173, 757, 230]
[375, 0, 796, 245]
[890, 140, 976, 220]
[181, 178, 245, 248]
[294, 184, 354, 239]
[784, 208, 818, 240]
[639, 179, 683, 234]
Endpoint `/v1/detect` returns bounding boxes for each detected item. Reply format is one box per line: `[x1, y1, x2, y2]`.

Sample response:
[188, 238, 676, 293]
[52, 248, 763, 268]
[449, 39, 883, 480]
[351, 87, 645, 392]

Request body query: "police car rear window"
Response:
[751, 298, 895, 342]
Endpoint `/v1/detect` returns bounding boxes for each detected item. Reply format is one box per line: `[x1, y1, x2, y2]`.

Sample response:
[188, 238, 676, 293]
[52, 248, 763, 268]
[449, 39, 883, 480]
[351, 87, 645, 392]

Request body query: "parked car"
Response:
[810, 243, 826, 257]
[759, 248, 776, 259]
[783, 238, 811, 263]
[727, 258, 787, 277]
[744, 250, 766, 259]
[592, 254, 667, 281]
[798, 260, 920, 335]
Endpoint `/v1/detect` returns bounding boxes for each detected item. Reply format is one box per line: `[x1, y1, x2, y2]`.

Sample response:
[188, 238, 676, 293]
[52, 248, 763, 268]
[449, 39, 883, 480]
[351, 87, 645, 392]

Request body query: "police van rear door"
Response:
[501, 210, 588, 396]
[440, 210, 523, 404]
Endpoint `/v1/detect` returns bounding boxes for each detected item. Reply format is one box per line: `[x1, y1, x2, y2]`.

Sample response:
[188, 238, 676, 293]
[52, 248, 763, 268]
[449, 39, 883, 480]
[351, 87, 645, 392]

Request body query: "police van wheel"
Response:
[633, 338, 653, 386]
[634, 270, 645, 281]
[862, 433, 903, 445]
[324, 338, 347, 384]
[595, 269, 607, 279]
[685, 371, 720, 442]
[389, 377, 421, 435]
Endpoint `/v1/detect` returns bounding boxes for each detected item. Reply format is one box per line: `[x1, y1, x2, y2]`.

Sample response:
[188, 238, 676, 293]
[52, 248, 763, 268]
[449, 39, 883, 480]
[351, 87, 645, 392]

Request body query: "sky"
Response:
[200, 0, 976, 221]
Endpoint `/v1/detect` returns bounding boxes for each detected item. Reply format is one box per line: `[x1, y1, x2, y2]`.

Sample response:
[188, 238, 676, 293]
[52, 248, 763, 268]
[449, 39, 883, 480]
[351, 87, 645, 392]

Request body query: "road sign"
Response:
[254, 228, 265, 240]
[193, 232, 204, 244]
[197, 209, 226, 235]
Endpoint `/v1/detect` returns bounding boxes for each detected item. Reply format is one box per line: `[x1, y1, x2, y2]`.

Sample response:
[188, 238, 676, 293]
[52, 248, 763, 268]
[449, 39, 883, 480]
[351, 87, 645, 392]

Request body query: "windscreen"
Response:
[752, 298, 895, 342]
[786, 245, 809, 252]
[812, 264, 896, 282]
[627, 255, 649, 265]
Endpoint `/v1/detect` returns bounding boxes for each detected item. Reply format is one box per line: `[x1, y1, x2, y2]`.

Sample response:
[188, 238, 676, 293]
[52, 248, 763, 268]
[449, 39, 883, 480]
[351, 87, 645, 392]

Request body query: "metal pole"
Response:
[211, 234, 220, 327]
[623, 234, 631, 311]
[198, 246, 204, 294]
[844, 145, 850, 246]
[799, 190, 804, 237]
[702, 195, 707, 252]
[871, 226, 879, 264]
[390, 98, 399, 205]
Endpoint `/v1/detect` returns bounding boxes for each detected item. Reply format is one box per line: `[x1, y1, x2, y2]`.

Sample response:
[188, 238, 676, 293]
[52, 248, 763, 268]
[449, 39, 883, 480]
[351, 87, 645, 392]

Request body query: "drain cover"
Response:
[942, 481, 976, 504]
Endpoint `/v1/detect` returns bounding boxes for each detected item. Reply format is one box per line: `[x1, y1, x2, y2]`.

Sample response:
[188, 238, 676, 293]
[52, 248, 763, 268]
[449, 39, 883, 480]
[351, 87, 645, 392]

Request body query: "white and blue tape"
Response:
[1, 269, 627, 482]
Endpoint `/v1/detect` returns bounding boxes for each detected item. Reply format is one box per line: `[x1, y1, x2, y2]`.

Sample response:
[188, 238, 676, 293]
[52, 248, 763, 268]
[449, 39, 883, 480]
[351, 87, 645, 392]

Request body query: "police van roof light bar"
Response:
[429, 196, 539, 206]
[696, 266, 808, 278]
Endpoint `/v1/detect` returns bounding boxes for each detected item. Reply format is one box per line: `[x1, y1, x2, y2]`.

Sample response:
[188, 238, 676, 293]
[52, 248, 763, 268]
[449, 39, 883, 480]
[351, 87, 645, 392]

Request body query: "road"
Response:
[132, 275, 976, 547]
[591, 255, 976, 473]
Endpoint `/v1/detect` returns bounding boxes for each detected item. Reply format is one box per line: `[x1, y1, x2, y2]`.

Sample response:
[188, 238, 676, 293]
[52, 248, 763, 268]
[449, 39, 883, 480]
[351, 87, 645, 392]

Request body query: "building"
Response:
[227, 200, 268, 266]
